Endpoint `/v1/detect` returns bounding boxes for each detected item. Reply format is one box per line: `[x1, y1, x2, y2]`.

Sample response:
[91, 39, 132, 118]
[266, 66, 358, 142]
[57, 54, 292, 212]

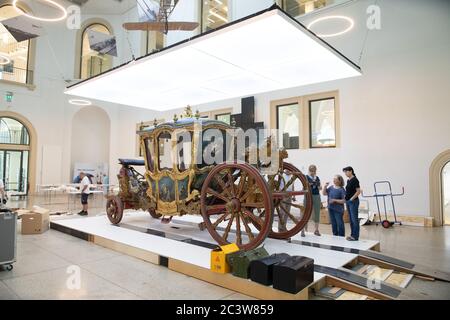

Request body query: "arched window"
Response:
[0, 117, 29, 145]
[0, 116, 31, 194]
[80, 23, 113, 79]
[0, 4, 31, 84]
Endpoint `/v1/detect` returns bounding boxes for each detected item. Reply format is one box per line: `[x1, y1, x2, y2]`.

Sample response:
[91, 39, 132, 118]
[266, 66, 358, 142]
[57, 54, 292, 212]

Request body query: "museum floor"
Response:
[1, 197, 450, 300]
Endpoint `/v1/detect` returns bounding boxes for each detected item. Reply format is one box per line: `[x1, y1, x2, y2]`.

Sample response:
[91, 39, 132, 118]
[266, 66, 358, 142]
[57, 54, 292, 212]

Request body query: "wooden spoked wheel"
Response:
[106, 196, 124, 224]
[200, 162, 274, 251]
[267, 162, 313, 239]
[148, 208, 162, 219]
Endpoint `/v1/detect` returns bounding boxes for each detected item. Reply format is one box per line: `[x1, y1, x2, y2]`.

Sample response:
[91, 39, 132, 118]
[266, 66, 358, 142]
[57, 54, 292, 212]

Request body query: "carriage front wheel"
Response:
[200, 162, 274, 251]
[106, 196, 124, 224]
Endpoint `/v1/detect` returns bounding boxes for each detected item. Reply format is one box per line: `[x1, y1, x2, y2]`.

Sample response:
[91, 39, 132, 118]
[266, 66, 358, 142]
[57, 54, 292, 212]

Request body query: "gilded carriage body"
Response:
[107, 109, 313, 250]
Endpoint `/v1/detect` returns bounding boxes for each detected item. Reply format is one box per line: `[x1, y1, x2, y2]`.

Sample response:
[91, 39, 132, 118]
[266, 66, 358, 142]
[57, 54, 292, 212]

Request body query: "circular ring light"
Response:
[307, 15, 354, 38]
[69, 99, 92, 106]
[13, 0, 68, 22]
[0, 53, 11, 66]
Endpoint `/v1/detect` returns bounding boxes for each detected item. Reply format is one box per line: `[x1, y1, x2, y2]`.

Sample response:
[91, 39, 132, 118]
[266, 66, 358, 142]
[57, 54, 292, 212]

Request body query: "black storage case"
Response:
[250, 253, 291, 286]
[273, 256, 314, 294]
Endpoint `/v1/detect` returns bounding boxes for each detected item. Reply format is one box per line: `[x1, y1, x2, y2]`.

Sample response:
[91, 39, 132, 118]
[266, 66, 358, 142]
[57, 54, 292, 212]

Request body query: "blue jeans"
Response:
[328, 208, 345, 237]
[346, 199, 360, 240]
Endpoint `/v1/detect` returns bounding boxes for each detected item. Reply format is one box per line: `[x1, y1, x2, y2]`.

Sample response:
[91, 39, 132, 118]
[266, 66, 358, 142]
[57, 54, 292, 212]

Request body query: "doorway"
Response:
[443, 162, 450, 226]
[0, 150, 29, 194]
[0, 116, 32, 195]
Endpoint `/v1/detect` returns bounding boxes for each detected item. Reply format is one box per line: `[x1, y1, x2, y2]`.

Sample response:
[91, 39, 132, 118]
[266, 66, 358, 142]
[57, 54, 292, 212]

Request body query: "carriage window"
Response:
[144, 137, 155, 172]
[198, 129, 229, 169]
[177, 131, 192, 172]
[215, 113, 231, 125]
[158, 131, 174, 170]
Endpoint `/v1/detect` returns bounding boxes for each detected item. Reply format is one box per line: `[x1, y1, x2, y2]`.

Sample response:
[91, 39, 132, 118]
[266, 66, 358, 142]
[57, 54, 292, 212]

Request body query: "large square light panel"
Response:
[65, 5, 361, 111]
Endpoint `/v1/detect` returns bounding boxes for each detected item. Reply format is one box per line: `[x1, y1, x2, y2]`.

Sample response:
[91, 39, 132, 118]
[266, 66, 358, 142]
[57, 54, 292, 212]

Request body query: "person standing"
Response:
[78, 172, 91, 216]
[102, 173, 109, 195]
[343, 166, 361, 241]
[323, 175, 346, 237]
[0, 178, 6, 204]
[301, 165, 322, 237]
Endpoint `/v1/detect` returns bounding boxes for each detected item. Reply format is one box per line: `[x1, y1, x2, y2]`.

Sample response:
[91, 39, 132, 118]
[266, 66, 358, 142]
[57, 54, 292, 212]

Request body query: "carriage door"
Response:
[176, 131, 193, 201]
[143, 137, 156, 198]
[157, 131, 175, 203]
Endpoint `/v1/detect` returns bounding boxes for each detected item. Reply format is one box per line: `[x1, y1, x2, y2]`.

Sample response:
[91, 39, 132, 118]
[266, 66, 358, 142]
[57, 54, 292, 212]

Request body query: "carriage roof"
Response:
[137, 117, 233, 136]
[119, 159, 145, 166]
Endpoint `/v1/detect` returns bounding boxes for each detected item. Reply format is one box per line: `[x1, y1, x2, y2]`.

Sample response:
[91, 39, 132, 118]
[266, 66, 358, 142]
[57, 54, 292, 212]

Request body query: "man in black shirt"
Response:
[343, 166, 361, 241]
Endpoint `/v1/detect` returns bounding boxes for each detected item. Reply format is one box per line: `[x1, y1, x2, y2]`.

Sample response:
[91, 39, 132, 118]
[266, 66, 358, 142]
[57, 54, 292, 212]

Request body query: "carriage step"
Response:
[161, 216, 173, 224]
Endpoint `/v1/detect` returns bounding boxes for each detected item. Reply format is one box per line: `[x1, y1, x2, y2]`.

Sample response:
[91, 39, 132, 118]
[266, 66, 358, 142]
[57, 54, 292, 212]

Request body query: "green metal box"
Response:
[227, 247, 269, 279]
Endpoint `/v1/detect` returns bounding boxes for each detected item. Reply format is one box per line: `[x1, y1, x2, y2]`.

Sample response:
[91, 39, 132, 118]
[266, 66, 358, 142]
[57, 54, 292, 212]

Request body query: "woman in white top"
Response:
[78, 172, 91, 216]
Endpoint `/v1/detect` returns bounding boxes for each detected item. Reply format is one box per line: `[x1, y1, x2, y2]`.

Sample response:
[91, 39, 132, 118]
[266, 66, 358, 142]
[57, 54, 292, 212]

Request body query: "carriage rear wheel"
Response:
[200, 162, 273, 251]
[268, 162, 313, 239]
[106, 196, 124, 224]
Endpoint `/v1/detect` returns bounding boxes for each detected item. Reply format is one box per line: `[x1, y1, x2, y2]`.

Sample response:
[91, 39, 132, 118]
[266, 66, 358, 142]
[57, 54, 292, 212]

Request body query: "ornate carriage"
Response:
[107, 109, 313, 250]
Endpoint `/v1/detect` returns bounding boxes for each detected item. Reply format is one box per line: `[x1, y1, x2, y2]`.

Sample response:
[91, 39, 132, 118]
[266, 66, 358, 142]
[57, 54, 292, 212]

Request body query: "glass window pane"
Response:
[81, 24, 113, 79]
[158, 131, 173, 170]
[0, 151, 4, 182]
[443, 162, 450, 226]
[215, 113, 231, 125]
[277, 104, 300, 149]
[0, 117, 29, 145]
[5, 150, 21, 192]
[21, 150, 28, 194]
[202, 0, 229, 32]
[310, 98, 336, 148]
[144, 137, 155, 172]
[177, 131, 192, 172]
[146, 30, 165, 54]
[283, 0, 349, 18]
[0, 5, 30, 84]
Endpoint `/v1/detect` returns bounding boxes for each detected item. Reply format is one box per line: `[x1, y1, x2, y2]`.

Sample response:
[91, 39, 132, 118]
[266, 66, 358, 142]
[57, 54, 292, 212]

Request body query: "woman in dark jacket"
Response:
[343, 166, 361, 241]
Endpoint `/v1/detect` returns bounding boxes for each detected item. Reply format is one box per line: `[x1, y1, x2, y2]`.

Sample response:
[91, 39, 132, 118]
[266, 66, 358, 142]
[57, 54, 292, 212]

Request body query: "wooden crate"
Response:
[320, 208, 350, 224]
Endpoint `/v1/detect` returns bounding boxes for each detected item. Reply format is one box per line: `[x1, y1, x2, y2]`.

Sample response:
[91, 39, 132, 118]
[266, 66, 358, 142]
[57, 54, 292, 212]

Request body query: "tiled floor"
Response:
[1, 195, 450, 300]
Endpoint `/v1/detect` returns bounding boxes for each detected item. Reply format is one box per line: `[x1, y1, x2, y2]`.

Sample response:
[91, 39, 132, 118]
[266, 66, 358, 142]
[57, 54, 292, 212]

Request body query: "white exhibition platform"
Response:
[52, 211, 380, 286]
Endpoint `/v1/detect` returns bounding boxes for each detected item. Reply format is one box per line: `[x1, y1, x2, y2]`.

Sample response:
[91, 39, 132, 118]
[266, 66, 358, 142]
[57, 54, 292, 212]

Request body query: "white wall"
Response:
[71, 106, 110, 172]
[159, 0, 450, 217]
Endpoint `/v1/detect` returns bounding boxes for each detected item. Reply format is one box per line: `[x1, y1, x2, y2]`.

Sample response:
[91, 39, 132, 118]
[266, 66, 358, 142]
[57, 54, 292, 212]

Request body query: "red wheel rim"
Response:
[200, 162, 273, 251]
[106, 196, 124, 224]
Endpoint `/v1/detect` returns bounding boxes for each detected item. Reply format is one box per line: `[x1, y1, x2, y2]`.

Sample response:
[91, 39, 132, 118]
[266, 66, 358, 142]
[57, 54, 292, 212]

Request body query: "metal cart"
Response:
[362, 181, 404, 228]
[0, 209, 17, 271]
